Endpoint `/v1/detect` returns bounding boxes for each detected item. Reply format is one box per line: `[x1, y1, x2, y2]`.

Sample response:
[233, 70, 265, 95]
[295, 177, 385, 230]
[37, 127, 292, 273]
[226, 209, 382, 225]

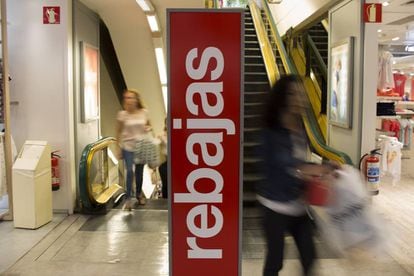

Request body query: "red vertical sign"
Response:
[168, 10, 243, 276]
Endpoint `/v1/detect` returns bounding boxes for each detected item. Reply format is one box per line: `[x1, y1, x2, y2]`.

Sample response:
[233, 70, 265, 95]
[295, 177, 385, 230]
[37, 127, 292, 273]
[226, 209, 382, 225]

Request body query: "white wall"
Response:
[99, 4, 166, 136]
[73, 1, 100, 165]
[328, 0, 364, 164]
[100, 55, 121, 138]
[8, 0, 76, 213]
[267, 0, 332, 35]
[361, 16, 378, 159]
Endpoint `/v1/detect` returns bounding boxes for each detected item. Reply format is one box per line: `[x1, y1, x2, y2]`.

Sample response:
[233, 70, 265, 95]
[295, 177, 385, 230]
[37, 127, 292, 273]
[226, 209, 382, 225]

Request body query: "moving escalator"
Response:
[246, 1, 352, 168]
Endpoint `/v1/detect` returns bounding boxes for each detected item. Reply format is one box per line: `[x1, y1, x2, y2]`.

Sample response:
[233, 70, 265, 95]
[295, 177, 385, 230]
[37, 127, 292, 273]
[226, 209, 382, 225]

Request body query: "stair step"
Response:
[244, 91, 267, 104]
[245, 82, 269, 93]
[244, 174, 265, 182]
[245, 34, 259, 42]
[244, 126, 263, 141]
[245, 64, 266, 73]
[245, 71, 267, 82]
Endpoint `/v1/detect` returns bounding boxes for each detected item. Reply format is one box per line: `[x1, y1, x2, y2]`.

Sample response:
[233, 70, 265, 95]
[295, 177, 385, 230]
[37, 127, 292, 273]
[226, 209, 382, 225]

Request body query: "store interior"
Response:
[376, 6, 414, 184]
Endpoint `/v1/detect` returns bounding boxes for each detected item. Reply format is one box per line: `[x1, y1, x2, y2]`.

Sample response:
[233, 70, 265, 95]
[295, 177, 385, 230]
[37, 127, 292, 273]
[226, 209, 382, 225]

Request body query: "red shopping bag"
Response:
[306, 176, 330, 206]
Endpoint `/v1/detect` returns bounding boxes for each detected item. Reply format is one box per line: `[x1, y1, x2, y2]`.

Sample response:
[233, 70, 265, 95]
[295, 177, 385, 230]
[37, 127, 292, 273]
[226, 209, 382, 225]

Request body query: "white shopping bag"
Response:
[317, 165, 386, 254]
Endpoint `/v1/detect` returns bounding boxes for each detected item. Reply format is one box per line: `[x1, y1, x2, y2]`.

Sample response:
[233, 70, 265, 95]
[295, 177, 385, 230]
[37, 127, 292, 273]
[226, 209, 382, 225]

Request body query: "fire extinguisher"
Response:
[359, 149, 381, 195]
[51, 151, 61, 191]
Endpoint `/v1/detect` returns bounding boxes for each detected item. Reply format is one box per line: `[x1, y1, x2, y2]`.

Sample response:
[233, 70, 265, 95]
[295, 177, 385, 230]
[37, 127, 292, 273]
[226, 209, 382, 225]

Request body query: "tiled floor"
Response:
[1, 166, 414, 275]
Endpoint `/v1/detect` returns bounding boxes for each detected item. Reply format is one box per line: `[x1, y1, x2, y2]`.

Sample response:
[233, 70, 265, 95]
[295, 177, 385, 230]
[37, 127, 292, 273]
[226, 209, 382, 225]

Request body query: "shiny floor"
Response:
[2, 164, 414, 275]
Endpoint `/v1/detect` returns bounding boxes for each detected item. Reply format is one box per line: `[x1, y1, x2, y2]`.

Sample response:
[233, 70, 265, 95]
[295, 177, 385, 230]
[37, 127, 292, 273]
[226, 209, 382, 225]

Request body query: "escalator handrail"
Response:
[259, 0, 353, 165]
[304, 33, 327, 79]
[259, 0, 294, 73]
[249, 2, 279, 86]
[79, 137, 120, 210]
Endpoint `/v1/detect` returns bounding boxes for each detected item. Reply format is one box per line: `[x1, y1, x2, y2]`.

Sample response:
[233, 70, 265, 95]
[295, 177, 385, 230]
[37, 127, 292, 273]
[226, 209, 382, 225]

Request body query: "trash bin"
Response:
[12, 140, 52, 229]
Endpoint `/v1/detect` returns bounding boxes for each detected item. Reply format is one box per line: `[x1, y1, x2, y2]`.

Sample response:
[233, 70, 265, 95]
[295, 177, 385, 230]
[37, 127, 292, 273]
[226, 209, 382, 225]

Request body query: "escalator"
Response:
[243, 4, 293, 202]
[242, 8, 273, 202]
[246, 1, 352, 167]
[308, 22, 328, 67]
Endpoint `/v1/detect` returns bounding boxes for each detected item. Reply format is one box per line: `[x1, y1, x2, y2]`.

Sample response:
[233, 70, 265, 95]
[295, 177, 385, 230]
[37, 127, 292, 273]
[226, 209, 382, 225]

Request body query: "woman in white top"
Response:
[116, 89, 150, 209]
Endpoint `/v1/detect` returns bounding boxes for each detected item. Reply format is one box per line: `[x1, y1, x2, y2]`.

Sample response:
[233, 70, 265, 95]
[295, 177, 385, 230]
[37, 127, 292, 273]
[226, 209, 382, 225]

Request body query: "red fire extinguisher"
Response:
[51, 151, 61, 191]
[359, 149, 381, 195]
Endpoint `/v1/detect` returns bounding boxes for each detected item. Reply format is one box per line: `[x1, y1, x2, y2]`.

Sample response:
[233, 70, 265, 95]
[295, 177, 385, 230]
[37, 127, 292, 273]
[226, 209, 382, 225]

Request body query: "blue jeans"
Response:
[122, 149, 144, 199]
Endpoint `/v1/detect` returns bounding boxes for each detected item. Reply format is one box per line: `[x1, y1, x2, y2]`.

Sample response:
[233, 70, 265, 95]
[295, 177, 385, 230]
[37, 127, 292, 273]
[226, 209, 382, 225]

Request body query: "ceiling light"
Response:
[382, 1, 389, 6]
[392, 36, 400, 41]
[136, 0, 153, 12]
[147, 15, 159, 32]
[162, 85, 168, 112]
[378, 29, 382, 33]
[155, 48, 167, 85]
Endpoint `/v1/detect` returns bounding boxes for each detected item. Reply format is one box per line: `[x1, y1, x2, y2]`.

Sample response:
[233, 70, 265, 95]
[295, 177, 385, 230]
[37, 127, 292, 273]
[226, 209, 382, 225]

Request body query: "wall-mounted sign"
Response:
[363, 3, 382, 23]
[43, 6, 60, 24]
[168, 9, 243, 276]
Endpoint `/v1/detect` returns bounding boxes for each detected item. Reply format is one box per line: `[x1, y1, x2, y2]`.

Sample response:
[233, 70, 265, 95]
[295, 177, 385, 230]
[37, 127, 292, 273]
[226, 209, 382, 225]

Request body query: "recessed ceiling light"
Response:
[136, 0, 153, 12]
[147, 15, 159, 32]
[382, 1, 389, 6]
[378, 29, 382, 33]
[392, 36, 400, 41]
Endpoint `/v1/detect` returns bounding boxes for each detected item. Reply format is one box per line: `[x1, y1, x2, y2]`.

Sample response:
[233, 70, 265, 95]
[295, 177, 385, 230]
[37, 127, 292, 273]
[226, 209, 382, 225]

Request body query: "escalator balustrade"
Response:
[78, 137, 125, 213]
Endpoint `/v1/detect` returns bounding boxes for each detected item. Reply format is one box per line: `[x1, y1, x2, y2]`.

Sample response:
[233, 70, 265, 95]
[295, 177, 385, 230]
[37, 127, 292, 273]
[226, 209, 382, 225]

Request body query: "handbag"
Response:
[134, 134, 161, 169]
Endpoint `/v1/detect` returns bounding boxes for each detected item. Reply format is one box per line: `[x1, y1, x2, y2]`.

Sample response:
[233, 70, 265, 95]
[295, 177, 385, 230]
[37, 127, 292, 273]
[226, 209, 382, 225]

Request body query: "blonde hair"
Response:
[124, 88, 145, 109]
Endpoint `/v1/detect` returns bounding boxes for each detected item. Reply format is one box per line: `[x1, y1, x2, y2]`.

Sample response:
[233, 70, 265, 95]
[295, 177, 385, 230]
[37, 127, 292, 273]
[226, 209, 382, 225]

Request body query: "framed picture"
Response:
[80, 41, 99, 123]
[329, 37, 354, 128]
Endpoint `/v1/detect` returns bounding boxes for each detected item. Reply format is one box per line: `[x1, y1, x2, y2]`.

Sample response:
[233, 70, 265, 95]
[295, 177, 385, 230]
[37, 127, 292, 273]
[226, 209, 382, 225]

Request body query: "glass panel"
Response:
[89, 149, 108, 198]
[87, 143, 123, 202]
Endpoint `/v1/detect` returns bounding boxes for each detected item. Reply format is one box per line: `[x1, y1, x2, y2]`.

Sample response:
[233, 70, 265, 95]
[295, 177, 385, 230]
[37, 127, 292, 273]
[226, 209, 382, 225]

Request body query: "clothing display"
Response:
[381, 118, 414, 149]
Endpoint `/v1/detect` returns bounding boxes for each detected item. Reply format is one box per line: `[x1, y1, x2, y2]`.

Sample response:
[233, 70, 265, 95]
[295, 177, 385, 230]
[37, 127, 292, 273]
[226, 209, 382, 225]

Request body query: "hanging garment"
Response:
[377, 51, 395, 93]
[378, 135, 402, 185]
[381, 119, 400, 139]
[398, 119, 409, 146]
[393, 73, 407, 97]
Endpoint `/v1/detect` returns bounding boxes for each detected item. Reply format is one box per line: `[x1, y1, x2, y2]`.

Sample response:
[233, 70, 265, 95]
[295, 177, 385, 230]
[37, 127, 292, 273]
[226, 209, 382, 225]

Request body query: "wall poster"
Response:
[329, 37, 354, 128]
